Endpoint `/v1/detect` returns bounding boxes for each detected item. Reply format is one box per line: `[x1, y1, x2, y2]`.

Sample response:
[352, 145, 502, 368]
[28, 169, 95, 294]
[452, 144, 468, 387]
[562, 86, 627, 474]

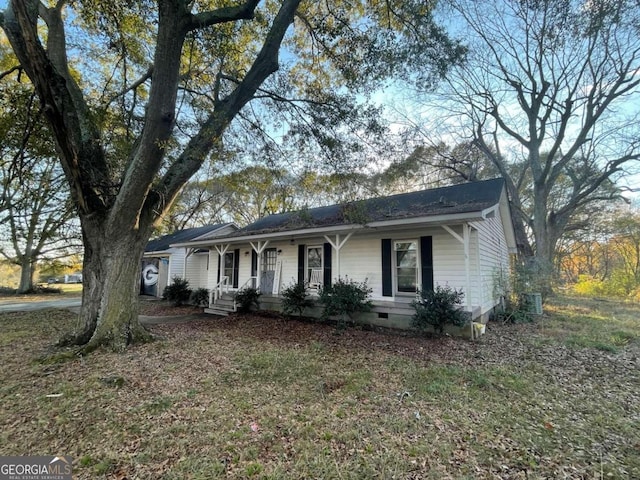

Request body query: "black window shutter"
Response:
[420, 236, 434, 292]
[251, 250, 258, 277]
[217, 253, 221, 283]
[323, 243, 332, 287]
[297, 244, 306, 285]
[381, 238, 392, 297]
[233, 248, 240, 288]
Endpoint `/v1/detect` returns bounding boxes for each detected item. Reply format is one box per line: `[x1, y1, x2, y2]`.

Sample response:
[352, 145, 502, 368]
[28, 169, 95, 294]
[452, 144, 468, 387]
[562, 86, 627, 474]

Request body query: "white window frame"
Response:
[223, 251, 235, 286]
[394, 239, 419, 295]
[306, 245, 324, 289]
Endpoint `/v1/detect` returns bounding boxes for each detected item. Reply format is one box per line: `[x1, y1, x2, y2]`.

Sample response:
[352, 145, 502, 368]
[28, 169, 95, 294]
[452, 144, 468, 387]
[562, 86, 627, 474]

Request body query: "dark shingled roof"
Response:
[145, 224, 228, 253]
[234, 178, 506, 236]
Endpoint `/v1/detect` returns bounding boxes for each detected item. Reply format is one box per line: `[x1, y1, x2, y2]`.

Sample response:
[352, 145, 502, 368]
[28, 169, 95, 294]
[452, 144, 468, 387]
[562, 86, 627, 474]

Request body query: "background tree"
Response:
[377, 141, 499, 193]
[561, 204, 640, 298]
[0, 0, 463, 352]
[158, 178, 230, 234]
[0, 53, 79, 293]
[415, 0, 640, 294]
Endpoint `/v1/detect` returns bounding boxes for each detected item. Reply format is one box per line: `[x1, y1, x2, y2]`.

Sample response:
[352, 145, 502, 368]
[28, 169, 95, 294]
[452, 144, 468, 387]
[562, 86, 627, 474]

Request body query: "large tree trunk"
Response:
[531, 188, 555, 297]
[61, 219, 154, 353]
[17, 255, 34, 293]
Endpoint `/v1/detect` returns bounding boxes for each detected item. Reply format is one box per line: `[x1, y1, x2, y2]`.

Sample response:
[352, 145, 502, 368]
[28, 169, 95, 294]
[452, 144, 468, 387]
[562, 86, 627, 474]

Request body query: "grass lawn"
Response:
[0, 296, 638, 479]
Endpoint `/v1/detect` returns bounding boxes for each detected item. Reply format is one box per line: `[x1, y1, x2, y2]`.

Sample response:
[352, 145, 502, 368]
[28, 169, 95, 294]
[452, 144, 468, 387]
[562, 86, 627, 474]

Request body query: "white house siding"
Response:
[168, 248, 186, 283]
[332, 234, 381, 295]
[471, 214, 510, 315]
[432, 226, 468, 295]
[184, 252, 209, 289]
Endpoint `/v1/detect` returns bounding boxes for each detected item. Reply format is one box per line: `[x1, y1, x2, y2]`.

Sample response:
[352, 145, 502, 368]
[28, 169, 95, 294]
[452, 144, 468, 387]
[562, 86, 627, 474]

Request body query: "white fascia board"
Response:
[143, 250, 171, 257]
[170, 209, 489, 248]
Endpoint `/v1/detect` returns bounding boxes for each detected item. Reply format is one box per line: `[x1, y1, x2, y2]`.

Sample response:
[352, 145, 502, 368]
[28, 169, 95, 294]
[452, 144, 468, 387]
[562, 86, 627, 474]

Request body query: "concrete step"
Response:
[215, 298, 236, 309]
[204, 308, 230, 316]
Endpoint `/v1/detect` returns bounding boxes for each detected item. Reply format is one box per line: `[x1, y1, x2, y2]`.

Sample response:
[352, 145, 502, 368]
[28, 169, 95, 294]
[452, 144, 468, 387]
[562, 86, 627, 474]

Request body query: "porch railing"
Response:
[210, 275, 230, 306]
[238, 276, 258, 291]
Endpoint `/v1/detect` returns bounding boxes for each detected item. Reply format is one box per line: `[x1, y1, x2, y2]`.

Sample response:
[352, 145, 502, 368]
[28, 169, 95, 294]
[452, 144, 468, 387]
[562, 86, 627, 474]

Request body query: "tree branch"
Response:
[145, 0, 302, 224]
[0, 64, 22, 81]
[105, 67, 153, 106]
[186, 0, 260, 31]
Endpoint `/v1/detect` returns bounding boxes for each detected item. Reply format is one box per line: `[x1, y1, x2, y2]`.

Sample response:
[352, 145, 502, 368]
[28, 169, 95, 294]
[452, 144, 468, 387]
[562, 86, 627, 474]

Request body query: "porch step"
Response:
[215, 298, 236, 309]
[205, 293, 236, 317]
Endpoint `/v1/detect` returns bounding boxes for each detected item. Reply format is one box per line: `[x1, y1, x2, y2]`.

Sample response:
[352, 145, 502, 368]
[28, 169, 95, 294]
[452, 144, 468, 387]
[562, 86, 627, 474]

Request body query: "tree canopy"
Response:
[0, 0, 463, 351]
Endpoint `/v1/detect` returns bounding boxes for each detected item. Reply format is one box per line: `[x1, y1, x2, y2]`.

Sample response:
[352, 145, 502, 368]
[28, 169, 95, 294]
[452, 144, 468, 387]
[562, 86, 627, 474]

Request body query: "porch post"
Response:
[183, 248, 188, 278]
[183, 247, 198, 279]
[442, 224, 474, 338]
[324, 232, 353, 279]
[250, 241, 270, 291]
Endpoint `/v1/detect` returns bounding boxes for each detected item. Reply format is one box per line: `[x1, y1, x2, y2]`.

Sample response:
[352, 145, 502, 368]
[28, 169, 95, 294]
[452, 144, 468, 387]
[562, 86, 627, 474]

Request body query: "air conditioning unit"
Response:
[524, 293, 543, 315]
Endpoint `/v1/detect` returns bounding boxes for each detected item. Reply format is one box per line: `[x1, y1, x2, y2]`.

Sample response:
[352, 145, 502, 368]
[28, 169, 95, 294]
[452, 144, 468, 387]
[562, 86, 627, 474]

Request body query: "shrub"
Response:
[319, 277, 373, 328]
[412, 285, 467, 334]
[281, 282, 314, 317]
[190, 287, 210, 307]
[163, 277, 192, 306]
[573, 275, 605, 297]
[235, 287, 261, 314]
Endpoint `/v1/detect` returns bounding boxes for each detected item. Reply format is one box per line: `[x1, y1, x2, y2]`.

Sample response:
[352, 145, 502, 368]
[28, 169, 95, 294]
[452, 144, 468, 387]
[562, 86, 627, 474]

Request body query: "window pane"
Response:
[395, 241, 417, 293]
[224, 252, 234, 283]
[307, 246, 323, 286]
[262, 248, 277, 271]
[307, 247, 322, 268]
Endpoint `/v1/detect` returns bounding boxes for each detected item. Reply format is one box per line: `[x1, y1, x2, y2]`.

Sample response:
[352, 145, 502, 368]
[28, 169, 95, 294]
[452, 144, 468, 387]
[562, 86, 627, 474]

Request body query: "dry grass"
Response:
[1, 295, 639, 479]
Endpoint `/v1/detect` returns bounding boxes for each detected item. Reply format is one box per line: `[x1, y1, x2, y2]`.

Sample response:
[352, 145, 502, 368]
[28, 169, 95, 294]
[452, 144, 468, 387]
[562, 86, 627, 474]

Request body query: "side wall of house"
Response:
[470, 212, 510, 316]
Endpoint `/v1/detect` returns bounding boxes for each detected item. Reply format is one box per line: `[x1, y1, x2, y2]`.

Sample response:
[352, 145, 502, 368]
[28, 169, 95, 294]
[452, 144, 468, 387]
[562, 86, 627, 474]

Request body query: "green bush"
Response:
[281, 282, 314, 317]
[573, 272, 637, 298]
[234, 287, 261, 314]
[163, 277, 192, 306]
[319, 277, 373, 328]
[190, 287, 210, 307]
[412, 285, 467, 334]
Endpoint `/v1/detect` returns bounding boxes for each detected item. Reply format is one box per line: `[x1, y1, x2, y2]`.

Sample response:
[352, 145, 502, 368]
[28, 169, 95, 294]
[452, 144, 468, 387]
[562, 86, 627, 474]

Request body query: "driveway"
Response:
[0, 298, 209, 325]
[0, 298, 82, 313]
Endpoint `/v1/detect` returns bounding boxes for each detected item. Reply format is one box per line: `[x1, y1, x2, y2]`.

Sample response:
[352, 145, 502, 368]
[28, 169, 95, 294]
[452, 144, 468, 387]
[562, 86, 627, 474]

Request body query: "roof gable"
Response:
[145, 223, 232, 253]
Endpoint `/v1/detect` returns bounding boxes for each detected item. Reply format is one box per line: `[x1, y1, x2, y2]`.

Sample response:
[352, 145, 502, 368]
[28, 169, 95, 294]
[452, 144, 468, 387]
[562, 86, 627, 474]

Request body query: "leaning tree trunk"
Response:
[61, 218, 154, 353]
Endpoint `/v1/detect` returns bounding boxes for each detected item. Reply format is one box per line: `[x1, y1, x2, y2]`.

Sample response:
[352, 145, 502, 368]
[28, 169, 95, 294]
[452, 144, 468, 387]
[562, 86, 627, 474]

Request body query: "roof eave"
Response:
[143, 250, 172, 257]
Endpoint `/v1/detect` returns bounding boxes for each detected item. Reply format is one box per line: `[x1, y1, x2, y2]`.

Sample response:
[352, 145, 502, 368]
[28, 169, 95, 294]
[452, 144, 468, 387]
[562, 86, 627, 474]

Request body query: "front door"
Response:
[260, 248, 277, 293]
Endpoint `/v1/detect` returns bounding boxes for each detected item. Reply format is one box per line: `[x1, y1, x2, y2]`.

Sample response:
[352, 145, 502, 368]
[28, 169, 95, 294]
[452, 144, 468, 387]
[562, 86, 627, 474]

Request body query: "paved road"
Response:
[0, 298, 82, 313]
